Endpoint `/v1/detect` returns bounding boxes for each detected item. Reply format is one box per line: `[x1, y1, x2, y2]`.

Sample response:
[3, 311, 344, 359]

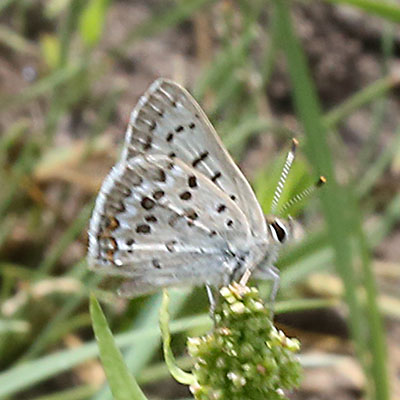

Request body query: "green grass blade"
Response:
[273, 2, 389, 399]
[20, 269, 99, 361]
[273, 0, 364, 355]
[90, 294, 148, 400]
[323, 74, 399, 129]
[0, 24, 36, 54]
[0, 319, 30, 334]
[37, 203, 93, 275]
[194, 26, 256, 100]
[57, 0, 86, 68]
[371, 193, 400, 244]
[0, 0, 16, 12]
[91, 290, 190, 400]
[352, 202, 389, 398]
[274, 298, 337, 314]
[115, 0, 215, 56]
[30, 385, 97, 400]
[0, 63, 83, 111]
[356, 129, 400, 197]
[0, 314, 211, 399]
[323, 0, 400, 23]
[0, 282, 349, 400]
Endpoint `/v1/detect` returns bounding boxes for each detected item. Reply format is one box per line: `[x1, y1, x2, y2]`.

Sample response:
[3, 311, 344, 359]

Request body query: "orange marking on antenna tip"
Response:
[317, 176, 327, 186]
[291, 138, 299, 151]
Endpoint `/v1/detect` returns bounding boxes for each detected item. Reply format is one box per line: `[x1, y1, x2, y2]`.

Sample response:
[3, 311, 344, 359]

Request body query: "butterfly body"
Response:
[88, 79, 287, 297]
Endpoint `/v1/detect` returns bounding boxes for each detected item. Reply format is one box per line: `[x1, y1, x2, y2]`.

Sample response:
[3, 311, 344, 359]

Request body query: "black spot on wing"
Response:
[192, 151, 209, 167]
[211, 171, 222, 183]
[108, 202, 125, 213]
[185, 209, 198, 220]
[145, 215, 157, 223]
[188, 175, 197, 188]
[136, 224, 151, 234]
[180, 191, 191, 200]
[217, 204, 226, 213]
[114, 181, 132, 197]
[156, 169, 167, 182]
[153, 190, 165, 200]
[124, 168, 142, 186]
[165, 240, 177, 252]
[143, 136, 152, 150]
[149, 121, 156, 131]
[141, 197, 155, 210]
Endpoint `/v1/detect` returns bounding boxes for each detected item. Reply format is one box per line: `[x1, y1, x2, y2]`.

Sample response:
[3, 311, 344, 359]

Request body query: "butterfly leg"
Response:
[268, 266, 280, 305]
[239, 268, 252, 286]
[206, 284, 217, 317]
[253, 265, 280, 315]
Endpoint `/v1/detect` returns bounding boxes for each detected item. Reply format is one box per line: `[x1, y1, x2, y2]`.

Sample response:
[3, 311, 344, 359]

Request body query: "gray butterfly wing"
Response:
[88, 154, 253, 295]
[123, 78, 267, 238]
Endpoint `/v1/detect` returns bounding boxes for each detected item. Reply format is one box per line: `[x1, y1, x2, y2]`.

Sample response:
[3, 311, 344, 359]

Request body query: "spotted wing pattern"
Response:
[88, 154, 256, 294]
[88, 79, 268, 296]
[123, 79, 267, 237]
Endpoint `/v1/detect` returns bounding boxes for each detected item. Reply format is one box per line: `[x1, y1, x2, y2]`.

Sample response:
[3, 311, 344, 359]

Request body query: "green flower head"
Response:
[188, 283, 302, 400]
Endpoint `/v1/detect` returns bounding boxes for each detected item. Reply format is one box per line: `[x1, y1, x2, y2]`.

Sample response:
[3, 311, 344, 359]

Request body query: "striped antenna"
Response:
[270, 138, 299, 214]
[278, 176, 326, 216]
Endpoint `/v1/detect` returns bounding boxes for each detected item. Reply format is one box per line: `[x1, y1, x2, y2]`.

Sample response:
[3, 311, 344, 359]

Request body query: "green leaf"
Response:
[40, 34, 61, 70]
[90, 294, 148, 400]
[79, 0, 111, 47]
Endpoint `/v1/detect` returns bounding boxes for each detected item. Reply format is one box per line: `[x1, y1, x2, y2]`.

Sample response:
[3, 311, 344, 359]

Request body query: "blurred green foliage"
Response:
[0, 0, 399, 399]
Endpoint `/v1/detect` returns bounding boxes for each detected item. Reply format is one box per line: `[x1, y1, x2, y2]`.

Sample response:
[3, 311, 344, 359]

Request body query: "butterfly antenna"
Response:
[279, 176, 326, 216]
[270, 138, 298, 214]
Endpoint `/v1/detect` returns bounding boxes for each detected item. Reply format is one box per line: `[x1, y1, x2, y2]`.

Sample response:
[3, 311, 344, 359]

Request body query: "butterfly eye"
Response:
[269, 220, 288, 243]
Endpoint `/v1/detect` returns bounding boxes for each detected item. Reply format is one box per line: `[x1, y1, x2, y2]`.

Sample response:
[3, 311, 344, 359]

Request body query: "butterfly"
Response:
[87, 78, 298, 301]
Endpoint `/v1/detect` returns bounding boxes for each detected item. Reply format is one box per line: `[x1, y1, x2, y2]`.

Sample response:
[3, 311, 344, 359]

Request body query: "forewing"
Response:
[87, 154, 251, 294]
[123, 79, 267, 237]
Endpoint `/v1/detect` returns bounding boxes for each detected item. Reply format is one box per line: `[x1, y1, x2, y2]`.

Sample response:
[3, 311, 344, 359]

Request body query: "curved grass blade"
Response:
[90, 294, 148, 400]
[159, 290, 196, 385]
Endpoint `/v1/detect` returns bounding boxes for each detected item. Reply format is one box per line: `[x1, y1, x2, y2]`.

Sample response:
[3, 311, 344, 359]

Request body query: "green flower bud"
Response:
[188, 282, 302, 400]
